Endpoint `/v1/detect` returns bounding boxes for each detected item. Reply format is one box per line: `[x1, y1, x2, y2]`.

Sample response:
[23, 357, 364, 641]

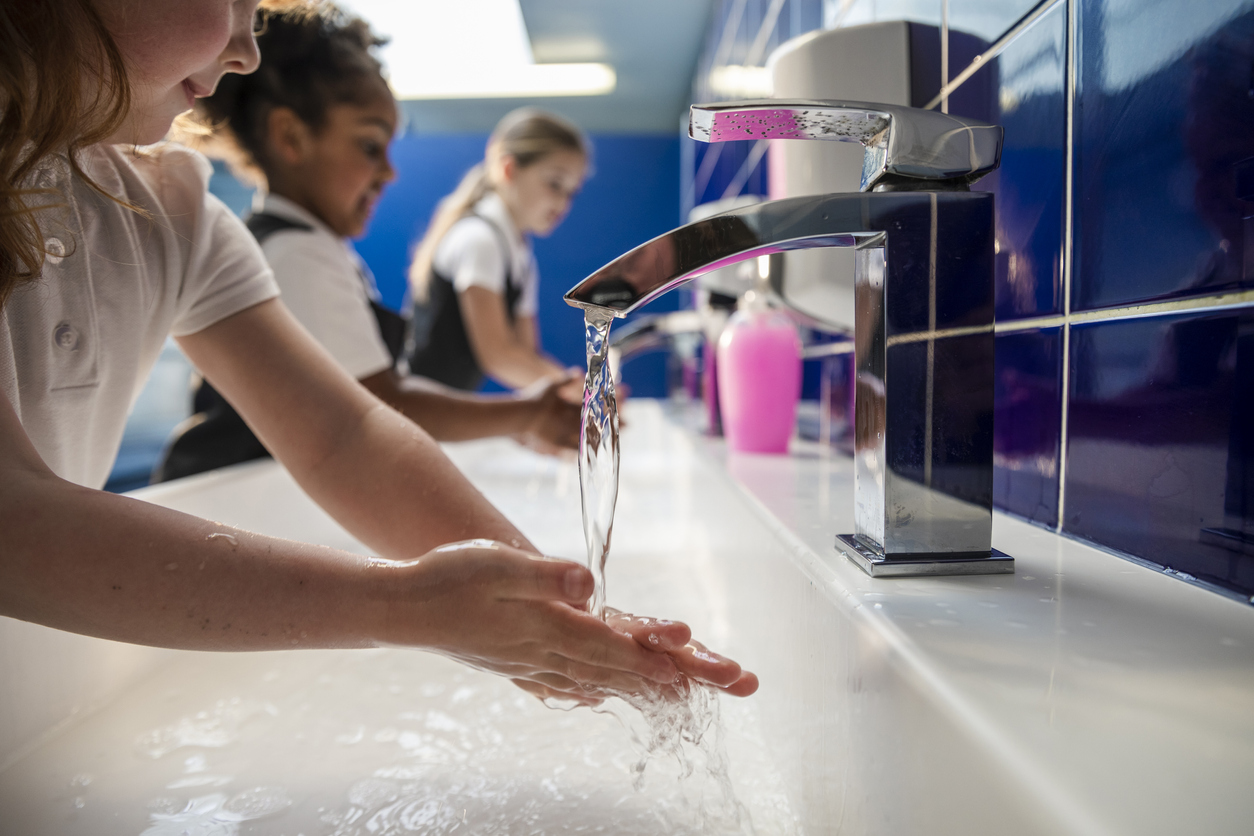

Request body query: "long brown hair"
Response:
[407, 108, 589, 302]
[0, 0, 130, 309]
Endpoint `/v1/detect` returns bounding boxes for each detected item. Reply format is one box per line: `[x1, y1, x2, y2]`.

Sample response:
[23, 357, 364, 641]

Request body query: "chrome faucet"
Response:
[565, 99, 1012, 577]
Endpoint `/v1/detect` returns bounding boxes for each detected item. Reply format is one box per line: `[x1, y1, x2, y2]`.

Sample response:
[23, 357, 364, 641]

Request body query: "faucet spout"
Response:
[566, 100, 1012, 577]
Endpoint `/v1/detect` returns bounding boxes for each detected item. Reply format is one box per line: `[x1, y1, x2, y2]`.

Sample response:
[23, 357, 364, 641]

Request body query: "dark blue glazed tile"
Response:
[1064, 308, 1254, 598]
[686, 137, 769, 208]
[949, 0, 1045, 43]
[948, 0, 1065, 319]
[994, 327, 1062, 526]
[1074, 1, 1254, 310]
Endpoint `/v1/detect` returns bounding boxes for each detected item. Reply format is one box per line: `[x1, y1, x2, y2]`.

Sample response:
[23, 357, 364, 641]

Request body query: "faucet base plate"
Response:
[836, 534, 1014, 578]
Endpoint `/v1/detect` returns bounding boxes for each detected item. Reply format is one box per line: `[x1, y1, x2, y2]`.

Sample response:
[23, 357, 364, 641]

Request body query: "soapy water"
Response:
[576, 309, 756, 834]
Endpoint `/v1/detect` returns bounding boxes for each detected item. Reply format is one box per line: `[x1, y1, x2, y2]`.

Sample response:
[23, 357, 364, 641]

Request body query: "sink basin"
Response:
[0, 407, 799, 836]
[3, 401, 1253, 835]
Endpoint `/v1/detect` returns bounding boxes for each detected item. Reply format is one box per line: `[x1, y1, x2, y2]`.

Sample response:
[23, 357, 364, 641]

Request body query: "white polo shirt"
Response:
[432, 191, 540, 317]
[250, 194, 392, 381]
[0, 143, 279, 488]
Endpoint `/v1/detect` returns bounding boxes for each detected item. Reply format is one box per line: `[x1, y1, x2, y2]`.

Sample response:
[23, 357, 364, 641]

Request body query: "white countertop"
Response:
[1, 400, 1251, 835]
[673, 402, 1254, 836]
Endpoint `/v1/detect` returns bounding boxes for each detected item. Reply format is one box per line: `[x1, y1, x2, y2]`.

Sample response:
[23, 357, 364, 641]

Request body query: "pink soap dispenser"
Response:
[716, 268, 802, 454]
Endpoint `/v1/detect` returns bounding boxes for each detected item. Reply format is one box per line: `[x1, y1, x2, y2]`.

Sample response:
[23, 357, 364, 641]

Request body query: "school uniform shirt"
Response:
[432, 191, 540, 318]
[0, 143, 279, 489]
[251, 194, 392, 380]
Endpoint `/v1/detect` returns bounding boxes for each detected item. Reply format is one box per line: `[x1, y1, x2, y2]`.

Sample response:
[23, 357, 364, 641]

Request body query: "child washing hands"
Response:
[154, 4, 580, 481]
[0, 0, 756, 705]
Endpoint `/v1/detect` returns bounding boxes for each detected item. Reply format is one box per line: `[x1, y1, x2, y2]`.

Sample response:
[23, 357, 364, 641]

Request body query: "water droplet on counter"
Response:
[71, 796, 85, 809]
[69, 773, 93, 789]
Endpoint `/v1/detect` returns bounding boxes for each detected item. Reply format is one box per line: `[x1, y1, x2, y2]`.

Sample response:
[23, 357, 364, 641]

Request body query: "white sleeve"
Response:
[263, 232, 393, 380]
[169, 194, 280, 338]
[518, 253, 540, 318]
[438, 218, 508, 297]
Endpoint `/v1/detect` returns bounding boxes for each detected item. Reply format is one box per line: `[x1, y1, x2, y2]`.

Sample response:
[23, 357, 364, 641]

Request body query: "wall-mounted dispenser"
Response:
[765, 22, 994, 330]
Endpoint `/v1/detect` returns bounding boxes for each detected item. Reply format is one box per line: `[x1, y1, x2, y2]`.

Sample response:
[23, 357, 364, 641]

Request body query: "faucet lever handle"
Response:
[689, 99, 1002, 192]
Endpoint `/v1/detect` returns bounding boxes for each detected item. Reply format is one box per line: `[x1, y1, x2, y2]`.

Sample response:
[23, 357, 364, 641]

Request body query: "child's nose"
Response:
[223, 23, 261, 76]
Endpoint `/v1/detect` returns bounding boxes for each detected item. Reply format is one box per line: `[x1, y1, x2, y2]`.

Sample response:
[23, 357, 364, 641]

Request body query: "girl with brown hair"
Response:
[0, 0, 756, 701]
[154, 3, 581, 481]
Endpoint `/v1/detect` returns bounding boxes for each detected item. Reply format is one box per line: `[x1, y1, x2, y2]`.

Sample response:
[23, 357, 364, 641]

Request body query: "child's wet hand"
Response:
[515, 378, 581, 455]
[375, 542, 678, 692]
[606, 608, 759, 698]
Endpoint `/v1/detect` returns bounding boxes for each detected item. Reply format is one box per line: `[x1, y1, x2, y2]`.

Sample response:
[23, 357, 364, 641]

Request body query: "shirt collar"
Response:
[255, 193, 339, 240]
[473, 191, 525, 247]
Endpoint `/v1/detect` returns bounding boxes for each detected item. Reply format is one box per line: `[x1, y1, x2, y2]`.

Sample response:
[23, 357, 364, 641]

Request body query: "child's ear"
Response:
[499, 154, 518, 184]
[268, 107, 313, 166]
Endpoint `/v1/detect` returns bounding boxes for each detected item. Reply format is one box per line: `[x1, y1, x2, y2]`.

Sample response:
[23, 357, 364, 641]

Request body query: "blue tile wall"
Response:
[691, 0, 1254, 601]
[995, 328, 1062, 526]
[949, 1, 1066, 320]
[1074, 1, 1254, 310]
[1065, 311, 1254, 597]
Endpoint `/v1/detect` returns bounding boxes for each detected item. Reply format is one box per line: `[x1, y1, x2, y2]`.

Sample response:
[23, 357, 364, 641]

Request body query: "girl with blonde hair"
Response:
[406, 108, 587, 395]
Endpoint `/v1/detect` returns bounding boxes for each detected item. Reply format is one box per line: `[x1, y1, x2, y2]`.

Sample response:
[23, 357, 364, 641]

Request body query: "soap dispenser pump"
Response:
[716, 258, 803, 454]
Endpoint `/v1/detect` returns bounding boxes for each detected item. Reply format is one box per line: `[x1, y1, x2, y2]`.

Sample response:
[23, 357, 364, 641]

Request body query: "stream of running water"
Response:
[577, 308, 755, 834]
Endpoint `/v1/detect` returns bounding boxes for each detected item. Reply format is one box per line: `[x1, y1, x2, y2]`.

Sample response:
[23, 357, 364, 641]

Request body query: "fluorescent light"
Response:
[709, 65, 772, 98]
[337, 0, 616, 99]
[395, 63, 616, 100]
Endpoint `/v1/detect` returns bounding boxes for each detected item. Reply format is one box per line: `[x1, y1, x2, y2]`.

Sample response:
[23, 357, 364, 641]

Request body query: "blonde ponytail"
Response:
[407, 108, 588, 303]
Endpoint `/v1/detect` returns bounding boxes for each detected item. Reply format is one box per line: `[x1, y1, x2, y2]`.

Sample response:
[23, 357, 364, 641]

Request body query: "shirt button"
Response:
[54, 322, 80, 351]
[45, 237, 67, 265]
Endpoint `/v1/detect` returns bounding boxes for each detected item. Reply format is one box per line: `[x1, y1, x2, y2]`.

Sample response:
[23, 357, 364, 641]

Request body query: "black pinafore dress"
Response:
[152, 213, 406, 482]
[404, 215, 521, 391]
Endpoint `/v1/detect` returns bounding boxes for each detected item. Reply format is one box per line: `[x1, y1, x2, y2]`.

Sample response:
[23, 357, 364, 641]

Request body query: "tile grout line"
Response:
[925, 193, 938, 488]
[1057, 0, 1078, 533]
[711, 0, 751, 73]
[941, 0, 950, 114]
[722, 139, 770, 199]
[746, 0, 789, 67]
[884, 288, 1254, 347]
[923, 0, 1064, 111]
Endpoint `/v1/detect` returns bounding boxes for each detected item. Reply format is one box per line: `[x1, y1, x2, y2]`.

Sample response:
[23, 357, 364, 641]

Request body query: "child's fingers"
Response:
[488, 552, 593, 605]
[605, 609, 692, 651]
[545, 608, 678, 684]
[715, 671, 760, 697]
[669, 639, 746, 689]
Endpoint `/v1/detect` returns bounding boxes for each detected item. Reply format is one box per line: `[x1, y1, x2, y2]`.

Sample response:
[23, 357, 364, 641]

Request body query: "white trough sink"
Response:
[2, 401, 1252, 835]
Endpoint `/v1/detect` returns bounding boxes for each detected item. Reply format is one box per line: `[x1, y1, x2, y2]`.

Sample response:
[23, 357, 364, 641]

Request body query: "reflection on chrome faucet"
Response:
[566, 99, 1013, 577]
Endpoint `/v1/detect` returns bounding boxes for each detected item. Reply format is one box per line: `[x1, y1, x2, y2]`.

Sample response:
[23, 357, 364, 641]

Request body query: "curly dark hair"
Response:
[192, 0, 389, 186]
